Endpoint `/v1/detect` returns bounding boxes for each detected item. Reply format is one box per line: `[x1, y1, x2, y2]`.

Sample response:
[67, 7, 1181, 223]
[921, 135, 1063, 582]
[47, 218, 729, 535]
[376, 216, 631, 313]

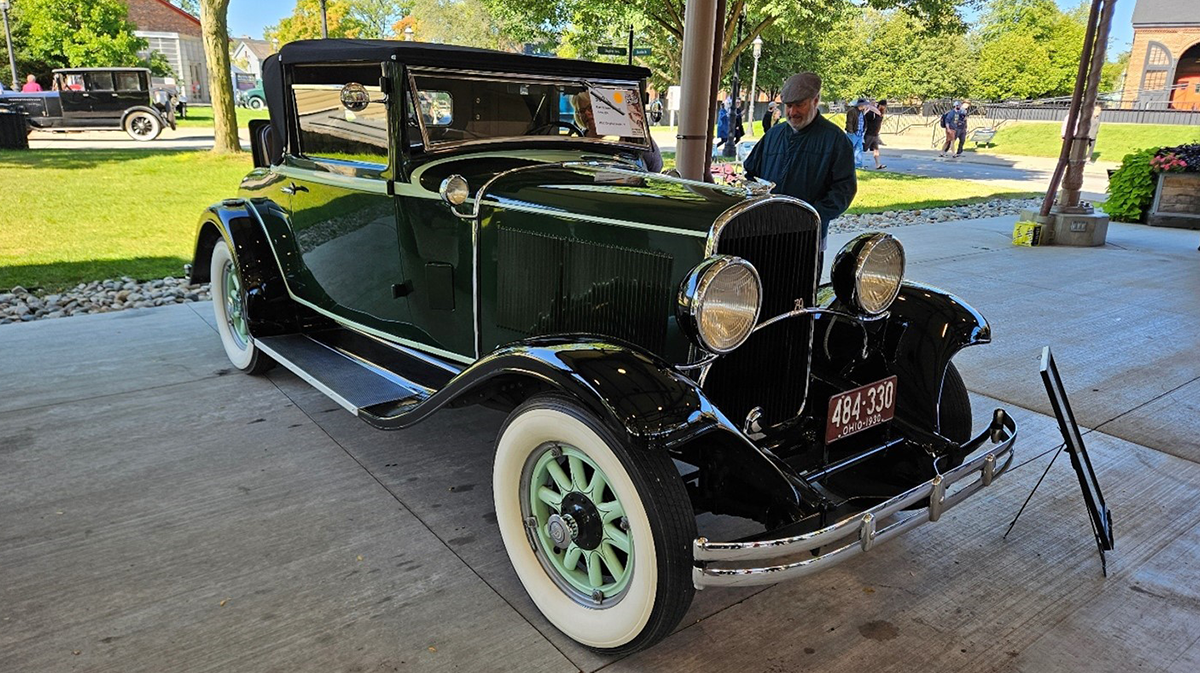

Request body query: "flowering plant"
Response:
[1150, 152, 1188, 173]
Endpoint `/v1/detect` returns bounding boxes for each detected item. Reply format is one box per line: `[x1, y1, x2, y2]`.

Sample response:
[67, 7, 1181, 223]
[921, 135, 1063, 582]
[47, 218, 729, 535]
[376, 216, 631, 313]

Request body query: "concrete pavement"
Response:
[3, 217, 1200, 671]
[28, 126, 252, 151]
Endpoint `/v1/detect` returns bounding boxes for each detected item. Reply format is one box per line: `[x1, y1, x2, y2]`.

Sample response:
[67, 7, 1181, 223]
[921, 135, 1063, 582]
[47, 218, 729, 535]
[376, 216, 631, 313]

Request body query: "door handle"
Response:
[81, 93, 89, 97]
[280, 182, 309, 195]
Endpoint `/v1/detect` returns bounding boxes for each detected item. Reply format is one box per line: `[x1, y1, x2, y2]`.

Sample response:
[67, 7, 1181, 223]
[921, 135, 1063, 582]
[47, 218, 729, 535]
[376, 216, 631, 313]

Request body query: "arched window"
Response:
[1139, 41, 1176, 107]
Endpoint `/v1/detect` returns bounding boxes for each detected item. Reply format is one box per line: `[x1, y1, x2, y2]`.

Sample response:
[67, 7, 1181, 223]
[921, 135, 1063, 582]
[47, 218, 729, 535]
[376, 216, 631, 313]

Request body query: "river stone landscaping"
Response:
[0, 197, 1041, 325]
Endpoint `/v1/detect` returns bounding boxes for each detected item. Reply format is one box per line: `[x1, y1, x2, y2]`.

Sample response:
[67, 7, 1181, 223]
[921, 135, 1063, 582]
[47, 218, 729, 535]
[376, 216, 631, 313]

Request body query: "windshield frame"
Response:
[405, 67, 651, 156]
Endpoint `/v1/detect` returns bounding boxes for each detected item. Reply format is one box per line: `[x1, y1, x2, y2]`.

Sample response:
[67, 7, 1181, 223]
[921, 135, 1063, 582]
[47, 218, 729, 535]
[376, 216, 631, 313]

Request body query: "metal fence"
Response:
[983, 104, 1200, 126]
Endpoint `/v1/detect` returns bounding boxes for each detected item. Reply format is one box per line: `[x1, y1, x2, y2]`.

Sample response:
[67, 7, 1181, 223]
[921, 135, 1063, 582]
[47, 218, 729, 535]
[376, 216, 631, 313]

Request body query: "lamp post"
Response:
[404, 25, 414, 42]
[722, 11, 744, 158]
[749, 35, 762, 137]
[1, 0, 17, 91]
[318, 0, 329, 38]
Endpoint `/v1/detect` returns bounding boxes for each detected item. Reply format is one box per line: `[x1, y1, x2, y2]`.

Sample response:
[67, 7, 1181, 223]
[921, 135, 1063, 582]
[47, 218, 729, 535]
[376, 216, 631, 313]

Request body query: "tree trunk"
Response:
[200, 0, 240, 154]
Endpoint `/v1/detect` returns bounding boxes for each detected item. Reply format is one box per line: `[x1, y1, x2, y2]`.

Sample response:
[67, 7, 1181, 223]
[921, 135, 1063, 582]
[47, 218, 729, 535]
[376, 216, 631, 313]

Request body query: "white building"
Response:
[127, 0, 210, 103]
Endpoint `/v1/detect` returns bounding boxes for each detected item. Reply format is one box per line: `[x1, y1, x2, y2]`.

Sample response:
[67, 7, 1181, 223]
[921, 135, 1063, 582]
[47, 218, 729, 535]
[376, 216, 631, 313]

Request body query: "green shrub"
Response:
[1102, 148, 1158, 223]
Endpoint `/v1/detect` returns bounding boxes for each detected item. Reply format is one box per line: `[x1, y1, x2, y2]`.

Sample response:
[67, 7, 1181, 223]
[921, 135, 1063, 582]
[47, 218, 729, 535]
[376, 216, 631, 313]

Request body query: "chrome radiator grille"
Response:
[703, 199, 821, 427]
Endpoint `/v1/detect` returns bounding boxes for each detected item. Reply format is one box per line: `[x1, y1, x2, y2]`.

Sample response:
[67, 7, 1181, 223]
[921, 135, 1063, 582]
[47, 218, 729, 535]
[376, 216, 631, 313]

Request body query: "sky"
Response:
[226, 0, 1138, 52]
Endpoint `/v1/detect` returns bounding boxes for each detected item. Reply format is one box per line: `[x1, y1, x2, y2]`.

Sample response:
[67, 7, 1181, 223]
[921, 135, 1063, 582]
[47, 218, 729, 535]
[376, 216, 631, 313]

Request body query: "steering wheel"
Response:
[526, 121, 584, 137]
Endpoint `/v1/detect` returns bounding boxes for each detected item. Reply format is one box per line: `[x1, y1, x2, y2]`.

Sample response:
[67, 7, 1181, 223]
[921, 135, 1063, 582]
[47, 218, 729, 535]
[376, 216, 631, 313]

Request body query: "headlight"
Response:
[677, 255, 762, 354]
[831, 233, 905, 315]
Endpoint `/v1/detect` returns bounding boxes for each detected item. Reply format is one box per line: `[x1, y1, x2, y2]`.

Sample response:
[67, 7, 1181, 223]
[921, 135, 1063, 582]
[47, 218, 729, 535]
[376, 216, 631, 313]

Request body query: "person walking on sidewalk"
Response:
[952, 101, 970, 157]
[863, 99, 886, 169]
[940, 101, 966, 157]
[845, 99, 867, 168]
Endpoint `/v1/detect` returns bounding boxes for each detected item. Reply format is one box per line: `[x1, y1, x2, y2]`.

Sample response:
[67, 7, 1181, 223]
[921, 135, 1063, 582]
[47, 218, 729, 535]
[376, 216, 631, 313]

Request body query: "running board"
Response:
[255, 334, 429, 416]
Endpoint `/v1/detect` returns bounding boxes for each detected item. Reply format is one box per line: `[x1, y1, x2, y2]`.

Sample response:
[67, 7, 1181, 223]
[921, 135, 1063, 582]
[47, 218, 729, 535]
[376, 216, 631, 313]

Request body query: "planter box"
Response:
[1148, 172, 1200, 230]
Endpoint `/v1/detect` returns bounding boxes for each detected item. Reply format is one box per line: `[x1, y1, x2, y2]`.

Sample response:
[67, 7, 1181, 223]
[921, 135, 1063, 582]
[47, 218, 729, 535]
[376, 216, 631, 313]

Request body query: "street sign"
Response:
[633, 47, 652, 57]
[597, 46, 627, 56]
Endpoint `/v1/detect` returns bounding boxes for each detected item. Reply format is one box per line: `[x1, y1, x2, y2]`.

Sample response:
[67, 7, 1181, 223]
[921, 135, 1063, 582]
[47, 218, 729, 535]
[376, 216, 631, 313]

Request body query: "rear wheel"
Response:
[493, 395, 695, 654]
[124, 111, 162, 141]
[210, 239, 273, 375]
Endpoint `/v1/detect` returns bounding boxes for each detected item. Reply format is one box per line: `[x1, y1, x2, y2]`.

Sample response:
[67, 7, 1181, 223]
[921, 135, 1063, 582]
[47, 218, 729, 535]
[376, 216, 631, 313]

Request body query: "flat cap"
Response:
[781, 72, 821, 104]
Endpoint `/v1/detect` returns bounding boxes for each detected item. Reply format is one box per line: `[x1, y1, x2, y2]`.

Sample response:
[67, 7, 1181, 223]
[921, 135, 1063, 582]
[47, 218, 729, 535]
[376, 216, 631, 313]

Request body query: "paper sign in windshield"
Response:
[588, 87, 646, 139]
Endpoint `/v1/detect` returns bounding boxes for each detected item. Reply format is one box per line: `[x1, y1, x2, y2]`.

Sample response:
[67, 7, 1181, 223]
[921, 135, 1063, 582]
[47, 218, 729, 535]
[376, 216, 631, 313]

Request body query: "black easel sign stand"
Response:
[1005, 346, 1115, 575]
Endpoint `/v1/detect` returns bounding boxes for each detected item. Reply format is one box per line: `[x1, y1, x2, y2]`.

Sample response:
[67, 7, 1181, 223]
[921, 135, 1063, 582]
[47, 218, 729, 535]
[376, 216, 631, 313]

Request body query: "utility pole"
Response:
[722, 11, 744, 158]
[628, 25, 634, 66]
[319, 0, 329, 39]
[0, 0, 17, 91]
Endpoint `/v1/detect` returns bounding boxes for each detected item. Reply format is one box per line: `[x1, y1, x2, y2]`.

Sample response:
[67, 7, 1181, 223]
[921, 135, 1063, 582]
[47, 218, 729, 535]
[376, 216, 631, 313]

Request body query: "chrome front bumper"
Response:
[692, 409, 1018, 589]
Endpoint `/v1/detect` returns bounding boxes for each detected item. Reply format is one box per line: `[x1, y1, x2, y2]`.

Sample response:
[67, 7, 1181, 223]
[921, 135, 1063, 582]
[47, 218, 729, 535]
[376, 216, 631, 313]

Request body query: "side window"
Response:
[291, 64, 388, 167]
[115, 72, 144, 92]
[87, 72, 115, 92]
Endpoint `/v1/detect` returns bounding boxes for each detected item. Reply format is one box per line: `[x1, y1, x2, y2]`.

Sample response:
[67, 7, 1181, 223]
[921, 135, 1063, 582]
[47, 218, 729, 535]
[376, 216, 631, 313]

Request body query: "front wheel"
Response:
[493, 395, 696, 654]
[210, 239, 273, 374]
[124, 111, 162, 141]
[247, 96, 265, 110]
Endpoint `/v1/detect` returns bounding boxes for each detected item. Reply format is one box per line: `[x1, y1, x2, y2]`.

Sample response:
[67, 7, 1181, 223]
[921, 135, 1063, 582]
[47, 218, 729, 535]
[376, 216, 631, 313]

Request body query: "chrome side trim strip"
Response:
[691, 410, 1017, 589]
[275, 165, 389, 194]
[254, 338, 361, 415]
[289, 294, 476, 365]
[478, 199, 708, 238]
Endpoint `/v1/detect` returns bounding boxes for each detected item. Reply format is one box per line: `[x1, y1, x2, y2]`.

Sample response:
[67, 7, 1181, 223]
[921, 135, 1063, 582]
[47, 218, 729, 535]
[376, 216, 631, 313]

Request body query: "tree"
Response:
[8, 0, 171, 78]
[970, 0, 1086, 100]
[199, 0, 239, 154]
[266, 0, 367, 44]
[486, 0, 973, 88]
[169, 0, 200, 15]
[266, 0, 409, 44]
[818, 9, 972, 104]
[406, 0, 518, 51]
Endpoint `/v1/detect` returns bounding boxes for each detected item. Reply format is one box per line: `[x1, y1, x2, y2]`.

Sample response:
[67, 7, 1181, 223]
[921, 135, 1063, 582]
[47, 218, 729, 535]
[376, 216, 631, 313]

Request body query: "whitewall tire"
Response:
[493, 395, 695, 653]
[210, 239, 272, 374]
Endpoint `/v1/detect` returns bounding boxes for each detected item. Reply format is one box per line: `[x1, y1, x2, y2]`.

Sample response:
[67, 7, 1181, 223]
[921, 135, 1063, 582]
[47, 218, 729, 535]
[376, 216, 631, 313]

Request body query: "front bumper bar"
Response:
[692, 409, 1017, 589]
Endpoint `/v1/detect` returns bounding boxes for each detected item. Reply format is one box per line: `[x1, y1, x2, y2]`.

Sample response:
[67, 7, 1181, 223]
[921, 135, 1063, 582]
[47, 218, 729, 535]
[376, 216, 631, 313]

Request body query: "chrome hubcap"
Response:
[546, 513, 578, 549]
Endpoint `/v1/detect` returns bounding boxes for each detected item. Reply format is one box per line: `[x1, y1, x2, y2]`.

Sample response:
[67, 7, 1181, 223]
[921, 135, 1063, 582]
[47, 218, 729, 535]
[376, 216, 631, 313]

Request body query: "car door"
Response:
[112, 71, 149, 114]
[282, 64, 412, 335]
[56, 72, 91, 124]
[83, 72, 122, 120]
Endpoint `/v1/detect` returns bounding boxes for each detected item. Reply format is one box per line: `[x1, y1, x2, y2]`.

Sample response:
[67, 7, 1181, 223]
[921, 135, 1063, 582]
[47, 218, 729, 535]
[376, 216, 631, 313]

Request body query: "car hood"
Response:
[413, 154, 750, 237]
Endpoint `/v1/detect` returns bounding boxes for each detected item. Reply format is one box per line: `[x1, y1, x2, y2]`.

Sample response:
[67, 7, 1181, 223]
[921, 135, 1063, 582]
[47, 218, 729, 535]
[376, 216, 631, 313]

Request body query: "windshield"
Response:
[408, 71, 649, 149]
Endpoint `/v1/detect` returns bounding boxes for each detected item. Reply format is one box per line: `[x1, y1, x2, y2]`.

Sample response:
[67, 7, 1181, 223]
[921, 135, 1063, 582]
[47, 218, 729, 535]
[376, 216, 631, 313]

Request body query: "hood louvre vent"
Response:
[497, 227, 673, 355]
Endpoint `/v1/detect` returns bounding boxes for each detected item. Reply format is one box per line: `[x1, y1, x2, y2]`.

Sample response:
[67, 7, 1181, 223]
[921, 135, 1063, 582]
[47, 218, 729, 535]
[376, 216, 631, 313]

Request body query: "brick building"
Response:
[126, 0, 211, 103]
[1121, 0, 1200, 110]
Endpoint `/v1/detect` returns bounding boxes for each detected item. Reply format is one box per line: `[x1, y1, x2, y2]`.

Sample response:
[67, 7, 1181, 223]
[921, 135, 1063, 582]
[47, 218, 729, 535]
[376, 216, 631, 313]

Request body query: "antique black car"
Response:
[189, 40, 1018, 653]
[0, 67, 176, 141]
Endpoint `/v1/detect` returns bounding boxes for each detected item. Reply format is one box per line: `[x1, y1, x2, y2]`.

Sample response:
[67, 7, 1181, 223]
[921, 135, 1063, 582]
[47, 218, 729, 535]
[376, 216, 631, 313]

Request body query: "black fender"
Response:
[190, 199, 300, 337]
[361, 336, 810, 525]
[815, 280, 990, 434]
[121, 105, 171, 130]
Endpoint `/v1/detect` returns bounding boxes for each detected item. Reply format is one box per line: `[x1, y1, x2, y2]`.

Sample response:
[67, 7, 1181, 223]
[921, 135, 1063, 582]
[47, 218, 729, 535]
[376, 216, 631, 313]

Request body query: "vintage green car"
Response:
[190, 40, 1017, 653]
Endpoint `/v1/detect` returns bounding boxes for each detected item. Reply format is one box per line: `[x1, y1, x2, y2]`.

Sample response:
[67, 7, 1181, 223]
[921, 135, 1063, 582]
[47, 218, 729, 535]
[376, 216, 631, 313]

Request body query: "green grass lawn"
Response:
[969, 121, 1200, 162]
[2, 148, 1035, 292]
[174, 106, 270, 128]
[0, 149, 253, 291]
[661, 151, 1036, 214]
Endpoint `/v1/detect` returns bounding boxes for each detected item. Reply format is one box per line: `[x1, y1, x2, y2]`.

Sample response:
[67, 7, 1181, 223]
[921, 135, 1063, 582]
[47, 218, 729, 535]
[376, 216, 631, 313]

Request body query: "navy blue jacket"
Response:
[743, 114, 858, 236]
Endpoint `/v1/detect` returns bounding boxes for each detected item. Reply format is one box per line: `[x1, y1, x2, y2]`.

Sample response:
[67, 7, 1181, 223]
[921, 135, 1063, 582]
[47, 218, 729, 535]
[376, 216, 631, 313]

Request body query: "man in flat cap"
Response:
[743, 72, 857, 247]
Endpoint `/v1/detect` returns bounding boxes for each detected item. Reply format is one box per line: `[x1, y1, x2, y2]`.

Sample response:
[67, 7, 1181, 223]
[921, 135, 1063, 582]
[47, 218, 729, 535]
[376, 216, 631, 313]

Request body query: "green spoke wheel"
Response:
[493, 394, 696, 654]
[210, 239, 273, 375]
[523, 443, 635, 602]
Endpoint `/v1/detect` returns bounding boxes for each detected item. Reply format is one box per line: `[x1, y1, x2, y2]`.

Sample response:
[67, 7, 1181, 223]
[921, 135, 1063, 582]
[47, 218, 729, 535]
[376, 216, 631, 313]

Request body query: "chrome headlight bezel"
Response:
[831, 232, 905, 315]
[677, 255, 763, 355]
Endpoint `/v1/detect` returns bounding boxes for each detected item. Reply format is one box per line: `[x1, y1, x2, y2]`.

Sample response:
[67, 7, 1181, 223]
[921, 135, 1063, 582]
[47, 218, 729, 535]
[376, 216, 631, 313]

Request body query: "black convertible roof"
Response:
[278, 39, 651, 81]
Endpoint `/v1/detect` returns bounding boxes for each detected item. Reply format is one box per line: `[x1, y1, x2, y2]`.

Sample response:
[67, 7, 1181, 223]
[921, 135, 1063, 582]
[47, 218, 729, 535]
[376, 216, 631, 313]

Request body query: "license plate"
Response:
[825, 376, 898, 443]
